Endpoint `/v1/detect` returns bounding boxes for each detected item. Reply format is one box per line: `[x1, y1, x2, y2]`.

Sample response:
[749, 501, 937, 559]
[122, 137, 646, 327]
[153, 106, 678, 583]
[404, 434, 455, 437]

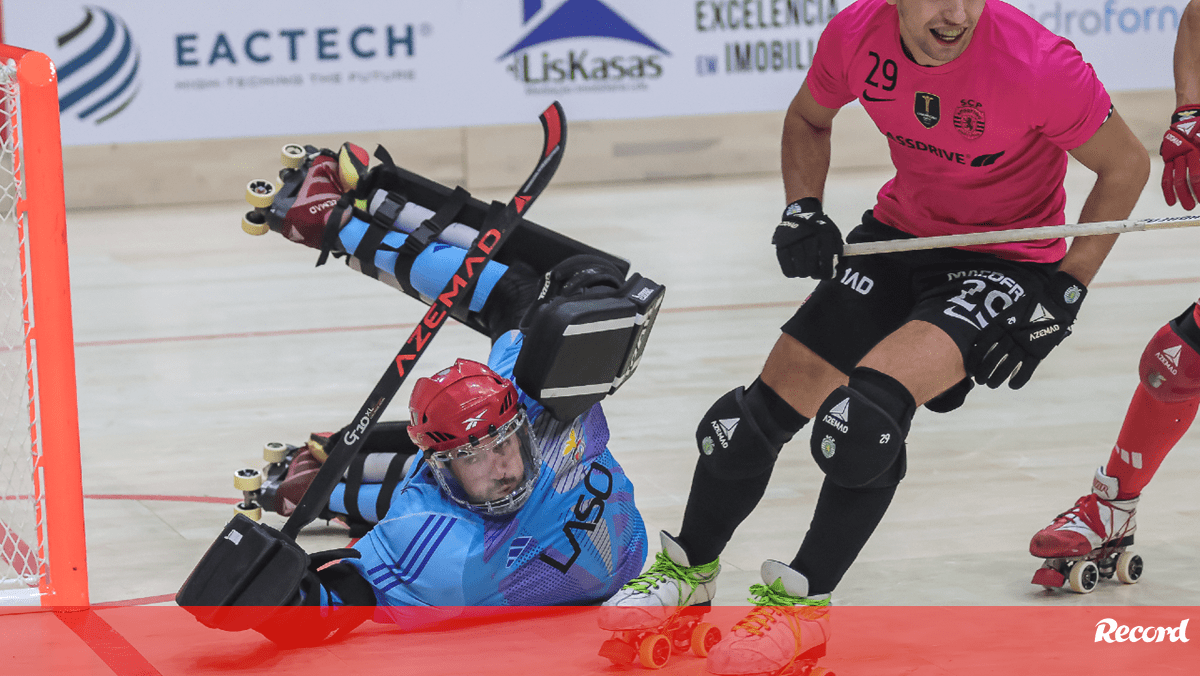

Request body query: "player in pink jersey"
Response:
[1030, 0, 1200, 594]
[601, 2, 1149, 673]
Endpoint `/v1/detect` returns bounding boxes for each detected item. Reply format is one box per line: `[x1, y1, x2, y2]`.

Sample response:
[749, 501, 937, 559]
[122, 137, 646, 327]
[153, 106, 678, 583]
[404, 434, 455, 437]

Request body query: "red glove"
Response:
[1161, 105, 1200, 210]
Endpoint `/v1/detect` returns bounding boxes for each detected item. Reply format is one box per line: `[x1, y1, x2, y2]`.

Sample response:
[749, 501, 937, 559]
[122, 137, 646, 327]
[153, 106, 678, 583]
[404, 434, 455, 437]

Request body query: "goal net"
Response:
[0, 44, 88, 607]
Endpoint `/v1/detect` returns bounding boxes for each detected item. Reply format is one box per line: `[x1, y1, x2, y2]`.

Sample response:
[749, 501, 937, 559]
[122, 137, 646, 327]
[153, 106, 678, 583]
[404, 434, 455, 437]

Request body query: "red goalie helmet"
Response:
[408, 359, 540, 515]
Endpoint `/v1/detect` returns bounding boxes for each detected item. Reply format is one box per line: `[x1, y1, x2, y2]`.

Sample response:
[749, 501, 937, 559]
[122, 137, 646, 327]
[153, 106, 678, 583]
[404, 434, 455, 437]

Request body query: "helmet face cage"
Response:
[427, 410, 541, 516]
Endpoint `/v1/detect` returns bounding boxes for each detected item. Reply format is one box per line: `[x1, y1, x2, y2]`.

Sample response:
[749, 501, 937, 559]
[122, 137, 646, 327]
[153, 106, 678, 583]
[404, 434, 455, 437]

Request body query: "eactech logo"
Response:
[500, 0, 670, 91]
[56, 6, 142, 124]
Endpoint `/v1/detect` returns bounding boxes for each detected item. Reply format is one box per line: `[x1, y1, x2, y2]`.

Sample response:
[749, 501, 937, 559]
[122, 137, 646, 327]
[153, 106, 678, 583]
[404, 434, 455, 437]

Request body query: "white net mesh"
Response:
[0, 58, 46, 596]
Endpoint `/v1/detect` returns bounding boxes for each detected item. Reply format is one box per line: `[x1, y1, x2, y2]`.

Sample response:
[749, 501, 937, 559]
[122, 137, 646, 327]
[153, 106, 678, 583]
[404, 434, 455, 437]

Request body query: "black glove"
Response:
[480, 260, 541, 342]
[772, 197, 844, 280]
[967, 271, 1087, 390]
[518, 255, 625, 335]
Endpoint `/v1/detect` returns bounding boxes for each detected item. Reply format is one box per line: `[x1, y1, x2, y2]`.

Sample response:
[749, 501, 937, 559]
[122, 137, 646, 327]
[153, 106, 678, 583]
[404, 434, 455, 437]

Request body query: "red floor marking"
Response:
[76, 321, 421, 348]
[94, 593, 177, 608]
[1092, 275, 1200, 289]
[56, 609, 164, 676]
[0, 518, 39, 577]
[85, 494, 240, 504]
[71, 278, 1200, 350]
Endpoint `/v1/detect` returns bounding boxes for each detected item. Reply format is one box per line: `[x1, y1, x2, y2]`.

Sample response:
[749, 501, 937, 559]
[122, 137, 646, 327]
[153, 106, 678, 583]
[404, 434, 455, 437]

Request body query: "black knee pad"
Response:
[697, 387, 782, 480]
[857, 442, 908, 489]
[811, 368, 915, 488]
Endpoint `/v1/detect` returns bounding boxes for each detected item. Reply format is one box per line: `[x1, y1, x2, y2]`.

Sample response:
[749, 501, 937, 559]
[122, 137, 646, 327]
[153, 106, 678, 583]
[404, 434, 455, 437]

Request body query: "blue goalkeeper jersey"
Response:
[344, 330, 647, 611]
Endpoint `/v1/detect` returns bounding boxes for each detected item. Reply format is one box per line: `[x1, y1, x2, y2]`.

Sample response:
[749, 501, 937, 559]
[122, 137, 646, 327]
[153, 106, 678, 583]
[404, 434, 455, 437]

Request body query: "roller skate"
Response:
[1030, 467, 1142, 593]
[233, 432, 333, 521]
[241, 142, 368, 247]
[597, 531, 722, 669]
[706, 561, 833, 676]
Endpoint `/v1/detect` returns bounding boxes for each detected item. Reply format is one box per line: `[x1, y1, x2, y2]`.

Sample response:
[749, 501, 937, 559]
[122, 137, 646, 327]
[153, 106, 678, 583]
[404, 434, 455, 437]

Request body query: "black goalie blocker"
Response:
[514, 255, 666, 421]
[176, 514, 374, 645]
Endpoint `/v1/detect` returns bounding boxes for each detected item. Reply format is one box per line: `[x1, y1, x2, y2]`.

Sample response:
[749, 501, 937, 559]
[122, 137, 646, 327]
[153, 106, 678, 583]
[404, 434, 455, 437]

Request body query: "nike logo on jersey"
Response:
[862, 90, 896, 102]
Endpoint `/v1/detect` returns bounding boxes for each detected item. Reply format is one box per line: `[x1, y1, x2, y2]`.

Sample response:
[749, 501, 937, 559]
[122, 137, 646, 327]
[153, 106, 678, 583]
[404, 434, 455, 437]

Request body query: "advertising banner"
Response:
[1, 0, 1186, 146]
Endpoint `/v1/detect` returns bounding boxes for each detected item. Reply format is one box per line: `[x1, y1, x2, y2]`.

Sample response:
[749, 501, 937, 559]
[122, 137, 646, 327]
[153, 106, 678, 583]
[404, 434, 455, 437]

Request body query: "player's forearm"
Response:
[1058, 170, 1144, 285]
[781, 103, 833, 204]
[1056, 233, 1118, 286]
[1176, 0, 1200, 106]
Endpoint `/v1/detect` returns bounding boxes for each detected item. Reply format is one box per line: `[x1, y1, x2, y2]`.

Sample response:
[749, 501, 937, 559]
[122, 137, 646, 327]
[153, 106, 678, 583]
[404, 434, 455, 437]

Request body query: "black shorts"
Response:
[781, 212, 1059, 374]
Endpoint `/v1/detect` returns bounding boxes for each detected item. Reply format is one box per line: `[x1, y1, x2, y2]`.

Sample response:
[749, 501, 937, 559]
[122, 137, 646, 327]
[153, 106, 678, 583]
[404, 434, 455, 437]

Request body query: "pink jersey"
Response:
[805, 0, 1112, 263]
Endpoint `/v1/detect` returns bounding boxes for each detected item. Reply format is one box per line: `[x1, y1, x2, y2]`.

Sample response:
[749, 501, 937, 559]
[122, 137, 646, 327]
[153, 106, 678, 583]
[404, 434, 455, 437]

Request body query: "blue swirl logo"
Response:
[56, 6, 141, 124]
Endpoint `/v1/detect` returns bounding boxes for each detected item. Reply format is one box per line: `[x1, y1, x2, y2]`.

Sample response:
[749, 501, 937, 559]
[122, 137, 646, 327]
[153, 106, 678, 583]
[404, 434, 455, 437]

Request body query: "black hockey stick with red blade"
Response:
[281, 102, 567, 538]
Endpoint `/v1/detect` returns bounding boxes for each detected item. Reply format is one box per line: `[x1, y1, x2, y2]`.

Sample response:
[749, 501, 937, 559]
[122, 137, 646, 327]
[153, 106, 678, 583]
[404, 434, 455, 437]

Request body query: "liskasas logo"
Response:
[55, 6, 142, 124]
[500, 0, 669, 88]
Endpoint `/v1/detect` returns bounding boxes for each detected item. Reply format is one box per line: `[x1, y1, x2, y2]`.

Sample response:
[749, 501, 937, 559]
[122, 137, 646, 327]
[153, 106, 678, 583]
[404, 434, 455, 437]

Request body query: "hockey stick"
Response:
[841, 214, 1200, 257]
[281, 101, 567, 538]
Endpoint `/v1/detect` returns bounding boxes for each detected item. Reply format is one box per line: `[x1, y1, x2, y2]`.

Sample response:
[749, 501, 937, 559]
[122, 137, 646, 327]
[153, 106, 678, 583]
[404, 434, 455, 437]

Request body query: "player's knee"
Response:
[1138, 306, 1200, 403]
[810, 368, 915, 488]
[696, 383, 805, 479]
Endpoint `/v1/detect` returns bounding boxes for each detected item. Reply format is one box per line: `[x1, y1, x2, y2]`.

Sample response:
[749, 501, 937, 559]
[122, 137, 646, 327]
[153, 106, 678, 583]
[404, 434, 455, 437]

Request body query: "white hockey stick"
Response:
[841, 214, 1200, 257]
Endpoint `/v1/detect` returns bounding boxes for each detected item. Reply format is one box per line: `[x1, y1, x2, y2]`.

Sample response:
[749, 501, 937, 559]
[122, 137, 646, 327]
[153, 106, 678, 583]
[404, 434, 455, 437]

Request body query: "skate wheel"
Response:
[638, 633, 670, 669]
[234, 503, 263, 521]
[281, 144, 307, 169]
[1068, 559, 1100, 593]
[598, 637, 636, 665]
[263, 441, 289, 464]
[241, 210, 269, 236]
[233, 467, 263, 492]
[245, 179, 276, 208]
[690, 622, 721, 658]
[1116, 550, 1144, 584]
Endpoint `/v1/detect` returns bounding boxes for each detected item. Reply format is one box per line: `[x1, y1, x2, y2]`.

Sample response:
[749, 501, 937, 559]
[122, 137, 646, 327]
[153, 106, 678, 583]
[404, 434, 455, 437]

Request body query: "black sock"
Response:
[790, 477, 897, 595]
[678, 380, 808, 564]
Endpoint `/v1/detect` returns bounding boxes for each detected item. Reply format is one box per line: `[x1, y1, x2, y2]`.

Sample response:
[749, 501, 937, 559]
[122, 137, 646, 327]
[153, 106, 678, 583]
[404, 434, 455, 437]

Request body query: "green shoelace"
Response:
[736, 579, 831, 635]
[625, 550, 717, 600]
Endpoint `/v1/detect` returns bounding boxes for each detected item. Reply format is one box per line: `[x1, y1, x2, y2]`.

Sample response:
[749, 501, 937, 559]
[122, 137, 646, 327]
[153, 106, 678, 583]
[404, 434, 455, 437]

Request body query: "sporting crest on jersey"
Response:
[915, 92, 940, 129]
[953, 100, 985, 139]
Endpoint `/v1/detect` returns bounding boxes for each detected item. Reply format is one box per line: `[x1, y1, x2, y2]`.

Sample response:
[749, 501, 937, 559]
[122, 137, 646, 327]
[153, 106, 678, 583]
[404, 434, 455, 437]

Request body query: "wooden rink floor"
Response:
[58, 156, 1200, 612]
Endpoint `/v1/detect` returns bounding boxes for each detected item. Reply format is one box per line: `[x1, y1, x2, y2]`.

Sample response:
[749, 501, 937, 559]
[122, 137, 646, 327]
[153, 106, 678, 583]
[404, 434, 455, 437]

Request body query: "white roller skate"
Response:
[1030, 466, 1142, 593]
[597, 531, 721, 669]
[706, 560, 833, 676]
